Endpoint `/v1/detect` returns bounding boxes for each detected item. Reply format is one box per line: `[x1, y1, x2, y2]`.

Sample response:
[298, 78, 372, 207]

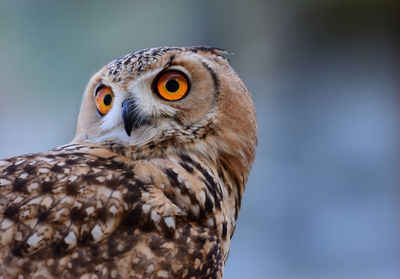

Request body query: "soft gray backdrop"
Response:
[0, 1, 399, 278]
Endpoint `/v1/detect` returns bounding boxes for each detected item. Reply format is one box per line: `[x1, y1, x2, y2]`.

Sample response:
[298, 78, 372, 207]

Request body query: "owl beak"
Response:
[121, 98, 149, 137]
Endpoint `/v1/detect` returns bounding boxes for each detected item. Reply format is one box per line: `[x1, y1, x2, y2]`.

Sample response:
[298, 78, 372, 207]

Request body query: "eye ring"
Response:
[95, 85, 114, 116]
[152, 69, 191, 101]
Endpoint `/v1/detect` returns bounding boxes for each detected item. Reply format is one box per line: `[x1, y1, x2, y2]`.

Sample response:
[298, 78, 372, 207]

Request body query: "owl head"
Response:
[74, 47, 257, 183]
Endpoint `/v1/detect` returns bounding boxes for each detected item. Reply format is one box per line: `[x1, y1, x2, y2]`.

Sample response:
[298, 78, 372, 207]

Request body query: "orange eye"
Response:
[155, 70, 190, 101]
[95, 86, 114, 115]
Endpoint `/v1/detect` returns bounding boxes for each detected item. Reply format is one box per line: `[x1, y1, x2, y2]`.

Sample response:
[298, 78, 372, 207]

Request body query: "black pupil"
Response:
[103, 94, 112, 106]
[165, 79, 179, 92]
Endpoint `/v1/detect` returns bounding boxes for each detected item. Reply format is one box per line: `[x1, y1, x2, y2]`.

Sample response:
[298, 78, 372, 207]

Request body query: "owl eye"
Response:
[154, 70, 190, 101]
[95, 85, 114, 116]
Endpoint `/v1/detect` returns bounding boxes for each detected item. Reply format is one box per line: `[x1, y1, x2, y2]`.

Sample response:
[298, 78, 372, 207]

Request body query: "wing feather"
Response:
[0, 144, 224, 278]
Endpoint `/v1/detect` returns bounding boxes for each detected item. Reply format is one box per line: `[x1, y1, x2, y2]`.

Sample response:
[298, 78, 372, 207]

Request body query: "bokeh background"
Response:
[0, 1, 399, 278]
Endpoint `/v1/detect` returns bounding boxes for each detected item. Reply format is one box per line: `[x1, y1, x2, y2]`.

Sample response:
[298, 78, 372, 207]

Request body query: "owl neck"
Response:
[99, 128, 253, 215]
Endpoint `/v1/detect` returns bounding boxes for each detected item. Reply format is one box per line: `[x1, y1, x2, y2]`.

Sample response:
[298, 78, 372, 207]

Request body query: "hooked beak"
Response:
[121, 98, 149, 136]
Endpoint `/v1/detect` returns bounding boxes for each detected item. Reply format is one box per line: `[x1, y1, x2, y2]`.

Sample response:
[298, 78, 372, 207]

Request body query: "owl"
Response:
[0, 47, 257, 279]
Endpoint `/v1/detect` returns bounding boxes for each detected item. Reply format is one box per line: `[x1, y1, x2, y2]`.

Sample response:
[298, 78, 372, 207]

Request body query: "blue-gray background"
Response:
[0, 1, 399, 278]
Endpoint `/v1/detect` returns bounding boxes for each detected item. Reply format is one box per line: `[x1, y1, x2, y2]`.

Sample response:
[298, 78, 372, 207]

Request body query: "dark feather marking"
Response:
[105, 177, 121, 189]
[178, 153, 219, 193]
[179, 162, 194, 174]
[178, 153, 222, 209]
[3, 204, 20, 221]
[40, 181, 54, 194]
[52, 240, 69, 256]
[23, 164, 36, 174]
[123, 181, 143, 204]
[178, 153, 195, 165]
[204, 194, 214, 213]
[50, 164, 63, 173]
[55, 143, 79, 150]
[65, 158, 79, 165]
[164, 168, 180, 188]
[222, 222, 227, 239]
[86, 160, 102, 167]
[12, 179, 27, 192]
[134, 179, 145, 188]
[82, 173, 98, 184]
[116, 175, 131, 187]
[166, 54, 175, 68]
[78, 231, 93, 246]
[164, 168, 193, 200]
[65, 183, 79, 196]
[197, 236, 207, 246]
[201, 61, 221, 102]
[141, 217, 156, 232]
[180, 154, 221, 200]
[234, 175, 242, 220]
[11, 242, 24, 256]
[96, 208, 107, 223]
[160, 218, 175, 239]
[37, 206, 51, 222]
[4, 164, 18, 174]
[70, 207, 86, 223]
[149, 234, 164, 252]
[120, 206, 142, 232]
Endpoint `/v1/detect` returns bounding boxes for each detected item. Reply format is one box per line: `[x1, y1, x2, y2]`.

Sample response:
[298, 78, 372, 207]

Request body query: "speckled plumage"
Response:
[0, 47, 257, 278]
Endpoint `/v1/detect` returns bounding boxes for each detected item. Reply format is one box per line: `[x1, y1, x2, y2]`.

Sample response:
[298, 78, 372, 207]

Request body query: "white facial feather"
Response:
[98, 69, 177, 142]
[127, 69, 177, 117]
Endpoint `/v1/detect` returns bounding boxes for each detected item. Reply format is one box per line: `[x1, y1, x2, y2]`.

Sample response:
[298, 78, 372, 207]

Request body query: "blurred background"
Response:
[0, 1, 399, 278]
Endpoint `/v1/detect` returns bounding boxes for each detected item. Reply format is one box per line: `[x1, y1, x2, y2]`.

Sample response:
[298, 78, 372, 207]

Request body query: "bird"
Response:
[0, 46, 257, 279]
